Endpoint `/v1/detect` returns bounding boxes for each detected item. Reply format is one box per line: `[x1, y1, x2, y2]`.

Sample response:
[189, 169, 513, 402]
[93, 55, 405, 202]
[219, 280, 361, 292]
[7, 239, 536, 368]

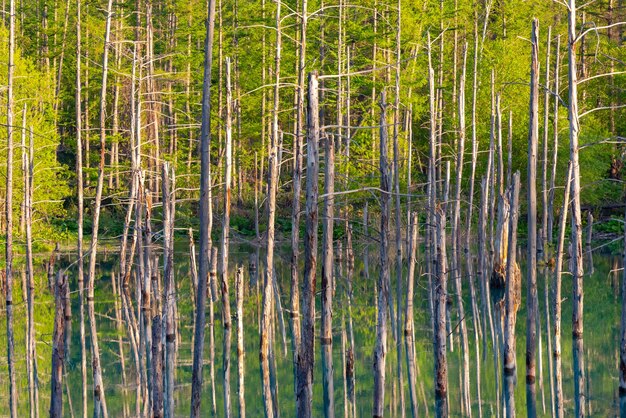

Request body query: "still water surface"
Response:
[0, 241, 621, 416]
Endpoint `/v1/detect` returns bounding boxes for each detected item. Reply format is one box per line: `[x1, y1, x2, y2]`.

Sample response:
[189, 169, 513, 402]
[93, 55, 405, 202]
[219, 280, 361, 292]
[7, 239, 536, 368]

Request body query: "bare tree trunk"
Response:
[289, 0, 307, 385]
[50, 272, 67, 418]
[373, 91, 390, 418]
[220, 56, 234, 418]
[541, 25, 552, 259]
[321, 132, 335, 418]
[5, 0, 17, 415]
[25, 125, 39, 418]
[190, 0, 217, 413]
[434, 206, 448, 418]
[504, 172, 521, 418]
[261, 4, 283, 415]
[296, 71, 319, 418]
[236, 266, 245, 418]
[554, 163, 573, 418]
[452, 42, 471, 418]
[405, 213, 419, 418]
[526, 19, 540, 416]
[548, 36, 561, 245]
[567, 4, 586, 416]
[85, 1, 114, 415]
[392, 1, 406, 413]
[163, 163, 176, 418]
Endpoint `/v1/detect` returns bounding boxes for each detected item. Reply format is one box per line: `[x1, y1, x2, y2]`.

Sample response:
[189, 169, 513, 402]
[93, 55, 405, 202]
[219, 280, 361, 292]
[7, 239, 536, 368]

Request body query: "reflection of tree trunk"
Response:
[503, 173, 521, 418]
[50, 272, 67, 418]
[434, 208, 449, 418]
[405, 213, 419, 418]
[554, 163, 572, 418]
[619, 207, 626, 415]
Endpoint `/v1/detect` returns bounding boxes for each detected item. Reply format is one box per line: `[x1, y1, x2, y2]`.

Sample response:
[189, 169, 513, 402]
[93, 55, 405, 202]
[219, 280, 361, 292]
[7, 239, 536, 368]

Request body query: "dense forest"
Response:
[1, 0, 626, 416]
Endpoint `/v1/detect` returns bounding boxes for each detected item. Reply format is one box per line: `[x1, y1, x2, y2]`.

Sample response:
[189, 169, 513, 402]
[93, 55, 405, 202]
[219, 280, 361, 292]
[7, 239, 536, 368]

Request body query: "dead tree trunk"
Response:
[290, 0, 307, 374]
[296, 71, 319, 418]
[321, 132, 335, 418]
[567, 3, 586, 416]
[405, 212, 419, 418]
[85, 2, 115, 416]
[5, 0, 17, 415]
[190, 0, 217, 413]
[503, 172, 521, 418]
[261, 3, 283, 415]
[220, 56, 234, 418]
[373, 91, 390, 418]
[548, 36, 561, 245]
[25, 125, 39, 418]
[526, 19, 540, 416]
[163, 163, 176, 418]
[452, 42, 471, 417]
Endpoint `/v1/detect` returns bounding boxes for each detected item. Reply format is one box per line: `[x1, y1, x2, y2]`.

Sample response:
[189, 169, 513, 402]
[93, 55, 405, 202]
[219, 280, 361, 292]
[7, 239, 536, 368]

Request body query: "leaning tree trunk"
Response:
[373, 91, 390, 418]
[567, 3, 586, 416]
[296, 71, 319, 418]
[85, 1, 114, 416]
[190, 0, 216, 414]
[5, 0, 17, 415]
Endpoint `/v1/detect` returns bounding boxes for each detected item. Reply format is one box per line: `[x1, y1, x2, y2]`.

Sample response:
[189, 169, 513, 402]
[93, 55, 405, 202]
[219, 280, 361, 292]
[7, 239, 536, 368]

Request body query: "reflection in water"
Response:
[0, 243, 623, 416]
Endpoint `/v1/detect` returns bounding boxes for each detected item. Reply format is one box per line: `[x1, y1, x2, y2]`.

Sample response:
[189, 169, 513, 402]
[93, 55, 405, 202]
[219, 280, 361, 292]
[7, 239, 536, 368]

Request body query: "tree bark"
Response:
[526, 19, 540, 416]
[373, 91, 390, 418]
[321, 132, 335, 418]
[296, 71, 319, 418]
[220, 56, 234, 418]
[567, 4, 586, 416]
[503, 172, 521, 418]
[5, 0, 17, 414]
[190, 0, 217, 413]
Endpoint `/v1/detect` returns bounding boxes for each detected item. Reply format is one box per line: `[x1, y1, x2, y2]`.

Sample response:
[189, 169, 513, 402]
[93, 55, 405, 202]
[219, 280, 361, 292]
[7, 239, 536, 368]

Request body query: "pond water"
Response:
[0, 240, 622, 417]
